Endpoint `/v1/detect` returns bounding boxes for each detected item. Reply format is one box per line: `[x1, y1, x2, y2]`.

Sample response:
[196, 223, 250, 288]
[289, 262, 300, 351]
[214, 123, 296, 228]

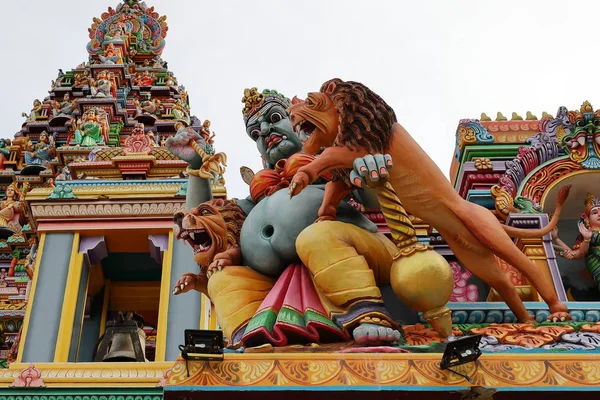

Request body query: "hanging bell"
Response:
[95, 311, 147, 362]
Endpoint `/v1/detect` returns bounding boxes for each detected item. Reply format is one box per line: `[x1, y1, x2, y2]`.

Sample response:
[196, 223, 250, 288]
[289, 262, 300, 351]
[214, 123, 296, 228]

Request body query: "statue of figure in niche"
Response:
[74, 71, 91, 87]
[165, 72, 178, 90]
[200, 120, 215, 145]
[51, 93, 77, 119]
[24, 131, 55, 167]
[0, 139, 11, 170]
[104, 20, 128, 42]
[0, 184, 24, 233]
[74, 109, 108, 147]
[21, 99, 43, 122]
[555, 193, 600, 293]
[90, 70, 113, 98]
[171, 99, 190, 125]
[136, 70, 156, 87]
[98, 42, 123, 64]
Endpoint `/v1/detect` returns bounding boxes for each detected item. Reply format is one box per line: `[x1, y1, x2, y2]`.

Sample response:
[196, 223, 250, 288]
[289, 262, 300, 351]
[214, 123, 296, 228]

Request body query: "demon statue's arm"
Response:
[172, 199, 245, 295]
[165, 124, 225, 210]
[287, 78, 571, 323]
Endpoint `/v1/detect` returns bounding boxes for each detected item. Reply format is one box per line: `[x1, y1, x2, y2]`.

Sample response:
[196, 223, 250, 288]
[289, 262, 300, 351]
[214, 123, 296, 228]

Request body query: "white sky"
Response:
[3, 0, 600, 199]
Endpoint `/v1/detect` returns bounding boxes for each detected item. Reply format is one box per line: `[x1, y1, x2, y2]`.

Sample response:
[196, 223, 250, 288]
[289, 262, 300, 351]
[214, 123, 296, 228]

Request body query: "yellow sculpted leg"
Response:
[207, 266, 275, 342]
[296, 221, 397, 309]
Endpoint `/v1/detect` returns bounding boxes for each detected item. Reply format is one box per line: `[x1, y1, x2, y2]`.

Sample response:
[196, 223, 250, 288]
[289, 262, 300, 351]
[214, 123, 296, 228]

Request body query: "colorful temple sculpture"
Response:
[1, 1, 600, 399]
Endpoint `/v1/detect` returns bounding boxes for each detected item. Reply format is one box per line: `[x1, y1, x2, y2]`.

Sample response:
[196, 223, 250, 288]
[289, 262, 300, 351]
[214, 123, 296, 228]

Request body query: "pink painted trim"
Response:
[36, 220, 174, 232]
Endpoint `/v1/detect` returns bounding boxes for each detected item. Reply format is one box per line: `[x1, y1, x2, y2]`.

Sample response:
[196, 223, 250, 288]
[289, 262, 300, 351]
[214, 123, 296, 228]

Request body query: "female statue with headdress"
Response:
[0, 184, 24, 233]
[24, 131, 55, 167]
[74, 109, 108, 147]
[556, 193, 600, 291]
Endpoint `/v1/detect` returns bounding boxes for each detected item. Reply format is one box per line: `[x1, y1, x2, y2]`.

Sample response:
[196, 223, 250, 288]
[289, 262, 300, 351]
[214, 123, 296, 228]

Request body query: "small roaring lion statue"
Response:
[288, 78, 572, 323]
[172, 198, 246, 295]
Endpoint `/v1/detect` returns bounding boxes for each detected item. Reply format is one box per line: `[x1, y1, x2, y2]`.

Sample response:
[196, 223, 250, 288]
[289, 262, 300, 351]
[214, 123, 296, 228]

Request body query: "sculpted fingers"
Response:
[172, 273, 195, 295]
[363, 154, 379, 182]
[350, 169, 365, 188]
[353, 157, 368, 177]
[374, 154, 388, 179]
[384, 154, 393, 169]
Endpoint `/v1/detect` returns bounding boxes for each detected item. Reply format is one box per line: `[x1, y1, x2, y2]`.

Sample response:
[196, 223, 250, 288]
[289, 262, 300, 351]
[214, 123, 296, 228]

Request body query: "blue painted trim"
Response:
[164, 385, 600, 392]
[448, 301, 600, 310]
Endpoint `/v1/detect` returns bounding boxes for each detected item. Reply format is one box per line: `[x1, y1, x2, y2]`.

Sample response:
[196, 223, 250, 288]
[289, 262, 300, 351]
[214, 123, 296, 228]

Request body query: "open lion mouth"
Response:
[177, 228, 212, 255]
[293, 120, 317, 138]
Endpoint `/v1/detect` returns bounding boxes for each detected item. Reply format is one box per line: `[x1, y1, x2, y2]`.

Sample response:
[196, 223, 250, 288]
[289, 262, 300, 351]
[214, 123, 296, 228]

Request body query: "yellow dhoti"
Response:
[206, 266, 275, 341]
[296, 221, 398, 330]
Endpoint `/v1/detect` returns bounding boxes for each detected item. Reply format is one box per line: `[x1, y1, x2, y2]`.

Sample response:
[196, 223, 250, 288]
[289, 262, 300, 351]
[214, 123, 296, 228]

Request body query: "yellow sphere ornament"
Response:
[390, 246, 454, 338]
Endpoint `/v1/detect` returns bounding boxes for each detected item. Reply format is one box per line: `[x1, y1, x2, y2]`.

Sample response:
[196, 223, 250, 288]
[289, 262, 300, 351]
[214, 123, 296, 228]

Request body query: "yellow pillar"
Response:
[154, 231, 174, 362]
[54, 233, 83, 362]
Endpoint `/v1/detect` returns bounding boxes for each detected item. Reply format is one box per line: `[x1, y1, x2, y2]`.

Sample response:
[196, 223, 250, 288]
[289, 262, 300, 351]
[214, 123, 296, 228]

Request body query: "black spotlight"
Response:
[179, 329, 224, 361]
[440, 334, 483, 370]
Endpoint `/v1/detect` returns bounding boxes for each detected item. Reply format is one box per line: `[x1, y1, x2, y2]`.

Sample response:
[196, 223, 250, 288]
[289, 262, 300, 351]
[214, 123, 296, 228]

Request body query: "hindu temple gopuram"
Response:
[1, 1, 600, 399]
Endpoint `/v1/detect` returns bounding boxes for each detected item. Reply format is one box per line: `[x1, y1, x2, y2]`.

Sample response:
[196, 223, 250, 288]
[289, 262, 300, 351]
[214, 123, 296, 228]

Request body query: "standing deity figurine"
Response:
[555, 193, 600, 292]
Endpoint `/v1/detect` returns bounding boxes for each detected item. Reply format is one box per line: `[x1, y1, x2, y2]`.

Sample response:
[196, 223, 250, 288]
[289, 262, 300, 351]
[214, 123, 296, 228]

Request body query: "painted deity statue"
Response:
[0, 139, 11, 170]
[24, 131, 55, 167]
[286, 78, 572, 323]
[51, 93, 76, 118]
[98, 42, 123, 64]
[0, 184, 24, 233]
[169, 88, 440, 346]
[555, 193, 600, 292]
[135, 70, 156, 87]
[22, 99, 43, 122]
[90, 70, 113, 98]
[171, 99, 190, 126]
[242, 88, 304, 169]
[74, 71, 91, 87]
[74, 109, 108, 147]
[200, 120, 215, 145]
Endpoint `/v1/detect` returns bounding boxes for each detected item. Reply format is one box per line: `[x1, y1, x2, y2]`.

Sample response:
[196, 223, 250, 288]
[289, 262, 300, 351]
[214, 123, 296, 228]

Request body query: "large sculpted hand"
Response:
[165, 127, 206, 169]
[172, 272, 206, 295]
[288, 171, 310, 198]
[206, 257, 232, 279]
[350, 154, 393, 188]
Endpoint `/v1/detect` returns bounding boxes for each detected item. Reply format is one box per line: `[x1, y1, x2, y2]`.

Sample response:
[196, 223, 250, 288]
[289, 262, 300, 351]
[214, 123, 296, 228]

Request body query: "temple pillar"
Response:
[164, 237, 201, 361]
[18, 233, 77, 363]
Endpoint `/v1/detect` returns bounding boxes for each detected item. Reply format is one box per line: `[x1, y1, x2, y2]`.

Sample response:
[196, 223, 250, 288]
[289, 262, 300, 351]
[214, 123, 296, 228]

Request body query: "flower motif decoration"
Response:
[402, 324, 463, 346]
[473, 157, 493, 170]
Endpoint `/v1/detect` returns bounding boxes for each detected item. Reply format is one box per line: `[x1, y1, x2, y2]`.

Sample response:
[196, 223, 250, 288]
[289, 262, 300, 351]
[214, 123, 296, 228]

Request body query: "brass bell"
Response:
[95, 311, 147, 362]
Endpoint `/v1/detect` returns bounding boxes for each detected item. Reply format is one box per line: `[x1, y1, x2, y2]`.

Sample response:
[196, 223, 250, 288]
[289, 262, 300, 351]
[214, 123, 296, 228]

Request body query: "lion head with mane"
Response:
[173, 199, 245, 271]
[289, 78, 397, 158]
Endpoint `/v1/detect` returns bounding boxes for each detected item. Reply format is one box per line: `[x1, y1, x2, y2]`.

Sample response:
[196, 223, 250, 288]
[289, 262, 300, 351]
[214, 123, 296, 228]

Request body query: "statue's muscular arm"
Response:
[289, 146, 368, 196]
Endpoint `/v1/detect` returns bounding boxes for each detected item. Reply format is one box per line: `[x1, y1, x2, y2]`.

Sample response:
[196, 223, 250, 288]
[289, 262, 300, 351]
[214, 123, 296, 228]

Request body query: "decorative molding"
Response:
[518, 158, 583, 204]
[165, 352, 600, 389]
[26, 180, 187, 201]
[10, 364, 45, 387]
[473, 157, 492, 170]
[440, 302, 600, 325]
[30, 200, 185, 221]
[47, 185, 77, 200]
[0, 362, 171, 387]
